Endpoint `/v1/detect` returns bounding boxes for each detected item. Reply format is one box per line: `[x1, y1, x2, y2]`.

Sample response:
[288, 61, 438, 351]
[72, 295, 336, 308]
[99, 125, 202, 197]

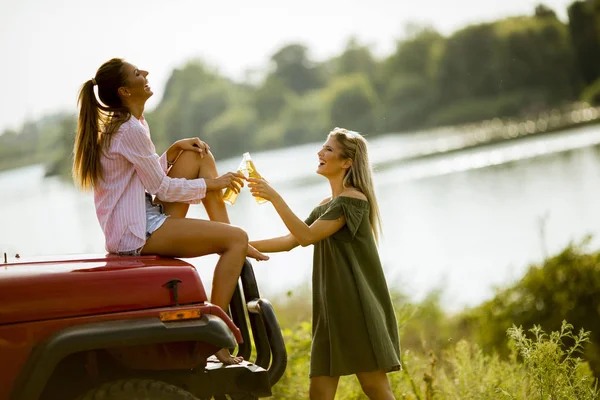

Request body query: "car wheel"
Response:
[78, 379, 199, 400]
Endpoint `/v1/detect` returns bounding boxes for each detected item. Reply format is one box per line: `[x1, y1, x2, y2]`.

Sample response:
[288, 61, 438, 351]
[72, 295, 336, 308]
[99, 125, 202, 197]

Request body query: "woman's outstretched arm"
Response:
[248, 178, 345, 246]
[250, 234, 299, 253]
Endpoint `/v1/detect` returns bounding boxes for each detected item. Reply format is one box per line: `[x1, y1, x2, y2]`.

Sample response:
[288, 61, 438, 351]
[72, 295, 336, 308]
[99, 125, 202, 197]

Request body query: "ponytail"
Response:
[73, 80, 102, 190]
[72, 58, 129, 190]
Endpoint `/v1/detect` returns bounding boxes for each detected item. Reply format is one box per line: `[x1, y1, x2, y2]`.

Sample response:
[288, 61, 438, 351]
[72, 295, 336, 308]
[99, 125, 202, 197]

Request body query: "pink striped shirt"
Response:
[94, 115, 206, 253]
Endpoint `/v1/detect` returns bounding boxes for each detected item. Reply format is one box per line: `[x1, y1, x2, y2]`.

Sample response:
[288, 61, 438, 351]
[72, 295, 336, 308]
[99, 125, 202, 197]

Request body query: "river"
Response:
[2, 124, 600, 311]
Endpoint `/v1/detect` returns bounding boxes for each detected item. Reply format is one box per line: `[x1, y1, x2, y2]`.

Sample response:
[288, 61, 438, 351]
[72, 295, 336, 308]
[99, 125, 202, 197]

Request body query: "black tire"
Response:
[213, 395, 258, 400]
[78, 379, 199, 400]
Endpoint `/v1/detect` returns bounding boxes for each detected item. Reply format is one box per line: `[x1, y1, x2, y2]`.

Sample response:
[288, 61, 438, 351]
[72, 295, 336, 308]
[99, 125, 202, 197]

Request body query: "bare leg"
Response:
[309, 376, 340, 400]
[159, 150, 229, 222]
[158, 149, 266, 261]
[356, 370, 395, 400]
[142, 217, 248, 364]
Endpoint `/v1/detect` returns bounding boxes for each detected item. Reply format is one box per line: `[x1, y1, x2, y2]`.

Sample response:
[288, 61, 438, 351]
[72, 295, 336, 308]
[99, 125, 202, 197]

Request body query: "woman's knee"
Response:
[309, 384, 328, 400]
[204, 149, 217, 164]
[226, 226, 248, 249]
[193, 149, 217, 169]
[309, 377, 338, 400]
[167, 150, 202, 180]
[175, 149, 200, 164]
[360, 379, 392, 399]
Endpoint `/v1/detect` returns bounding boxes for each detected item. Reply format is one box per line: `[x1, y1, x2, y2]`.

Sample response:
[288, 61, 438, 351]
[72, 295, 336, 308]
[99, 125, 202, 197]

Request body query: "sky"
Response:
[0, 0, 574, 134]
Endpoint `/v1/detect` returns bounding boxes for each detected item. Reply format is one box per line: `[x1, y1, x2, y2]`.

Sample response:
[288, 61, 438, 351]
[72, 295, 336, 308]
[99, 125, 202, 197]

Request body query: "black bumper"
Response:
[11, 314, 237, 400]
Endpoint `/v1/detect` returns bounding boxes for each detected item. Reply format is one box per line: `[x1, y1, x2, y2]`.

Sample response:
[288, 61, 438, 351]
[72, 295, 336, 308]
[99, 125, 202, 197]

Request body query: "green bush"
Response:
[582, 78, 600, 106]
[456, 239, 600, 377]
[505, 321, 598, 399]
[433, 322, 598, 399]
[436, 340, 525, 399]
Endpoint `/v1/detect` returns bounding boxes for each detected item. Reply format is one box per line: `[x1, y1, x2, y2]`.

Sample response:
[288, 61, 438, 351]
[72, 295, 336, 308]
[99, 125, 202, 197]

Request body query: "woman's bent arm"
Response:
[118, 124, 206, 203]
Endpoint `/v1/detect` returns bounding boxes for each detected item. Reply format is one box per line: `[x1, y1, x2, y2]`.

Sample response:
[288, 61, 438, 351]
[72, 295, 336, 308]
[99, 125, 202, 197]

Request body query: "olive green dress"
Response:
[304, 196, 401, 377]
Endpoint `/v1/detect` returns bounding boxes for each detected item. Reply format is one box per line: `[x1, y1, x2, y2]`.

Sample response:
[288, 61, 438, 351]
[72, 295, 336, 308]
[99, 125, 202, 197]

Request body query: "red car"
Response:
[0, 254, 286, 400]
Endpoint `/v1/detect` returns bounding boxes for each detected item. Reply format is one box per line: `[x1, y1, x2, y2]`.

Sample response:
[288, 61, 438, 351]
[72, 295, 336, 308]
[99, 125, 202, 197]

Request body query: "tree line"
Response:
[2, 1, 600, 174]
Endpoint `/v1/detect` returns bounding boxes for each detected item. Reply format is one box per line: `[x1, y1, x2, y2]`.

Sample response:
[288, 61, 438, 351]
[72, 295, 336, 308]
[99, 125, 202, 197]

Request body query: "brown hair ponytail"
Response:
[72, 58, 130, 190]
[73, 79, 102, 189]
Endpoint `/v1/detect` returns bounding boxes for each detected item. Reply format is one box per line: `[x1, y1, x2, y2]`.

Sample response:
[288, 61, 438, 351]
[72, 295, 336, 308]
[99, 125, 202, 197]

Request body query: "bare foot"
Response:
[215, 348, 243, 365]
[247, 244, 269, 261]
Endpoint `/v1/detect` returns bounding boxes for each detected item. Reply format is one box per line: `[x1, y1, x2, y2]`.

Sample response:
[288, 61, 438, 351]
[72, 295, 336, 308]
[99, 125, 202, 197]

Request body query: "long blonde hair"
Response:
[73, 58, 131, 190]
[329, 127, 382, 242]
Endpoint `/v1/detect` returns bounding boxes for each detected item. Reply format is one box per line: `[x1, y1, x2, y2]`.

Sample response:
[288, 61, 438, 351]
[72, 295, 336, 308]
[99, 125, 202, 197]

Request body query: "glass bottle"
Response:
[223, 155, 248, 206]
[243, 152, 268, 204]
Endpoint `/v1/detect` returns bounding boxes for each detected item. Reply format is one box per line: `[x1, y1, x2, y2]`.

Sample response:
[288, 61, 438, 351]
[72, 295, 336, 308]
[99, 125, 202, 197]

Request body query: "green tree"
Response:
[279, 91, 330, 145]
[203, 106, 259, 157]
[325, 74, 380, 134]
[379, 28, 443, 130]
[431, 14, 577, 124]
[253, 76, 295, 123]
[148, 61, 240, 152]
[383, 27, 443, 81]
[436, 23, 502, 102]
[568, 0, 600, 86]
[270, 43, 324, 94]
[494, 15, 578, 106]
[331, 38, 378, 83]
[44, 115, 76, 178]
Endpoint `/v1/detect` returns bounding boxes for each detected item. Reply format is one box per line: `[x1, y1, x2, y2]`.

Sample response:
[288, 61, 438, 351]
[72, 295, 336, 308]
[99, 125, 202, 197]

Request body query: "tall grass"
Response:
[269, 297, 598, 399]
[266, 242, 600, 400]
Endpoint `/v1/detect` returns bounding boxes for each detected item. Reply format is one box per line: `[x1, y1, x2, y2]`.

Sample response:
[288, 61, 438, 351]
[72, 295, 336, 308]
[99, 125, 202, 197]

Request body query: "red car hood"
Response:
[0, 254, 208, 325]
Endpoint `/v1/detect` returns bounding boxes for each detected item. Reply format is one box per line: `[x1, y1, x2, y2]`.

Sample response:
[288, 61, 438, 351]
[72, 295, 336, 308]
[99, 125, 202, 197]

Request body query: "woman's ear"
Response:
[343, 158, 353, 169]
[117, 87, 130, 98]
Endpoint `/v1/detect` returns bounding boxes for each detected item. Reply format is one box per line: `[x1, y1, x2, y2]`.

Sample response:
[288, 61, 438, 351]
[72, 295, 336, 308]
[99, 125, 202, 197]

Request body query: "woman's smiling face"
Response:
[316, 136, 351, 177]
[120, 62, 153, 103]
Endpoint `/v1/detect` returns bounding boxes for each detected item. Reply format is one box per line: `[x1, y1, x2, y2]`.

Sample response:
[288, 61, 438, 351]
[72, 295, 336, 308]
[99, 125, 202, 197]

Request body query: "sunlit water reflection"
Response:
[2, 124, 600, 311]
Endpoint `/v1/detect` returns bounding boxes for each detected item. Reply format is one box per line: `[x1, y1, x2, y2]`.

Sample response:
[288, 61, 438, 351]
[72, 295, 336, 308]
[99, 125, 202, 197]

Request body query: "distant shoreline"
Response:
[398, 112, 600, 164]
[1, 105, 599, 176]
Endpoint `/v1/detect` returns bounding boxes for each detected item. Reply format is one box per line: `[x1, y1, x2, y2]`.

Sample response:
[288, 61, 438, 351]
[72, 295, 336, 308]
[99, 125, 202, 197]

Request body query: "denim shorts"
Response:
[118, 193, 169, 256]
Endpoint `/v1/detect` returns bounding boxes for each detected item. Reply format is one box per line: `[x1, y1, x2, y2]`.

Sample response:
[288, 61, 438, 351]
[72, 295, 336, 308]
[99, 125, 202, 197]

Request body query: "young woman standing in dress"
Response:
[73, 58, 268, 364]
[248, 128, 400, 400]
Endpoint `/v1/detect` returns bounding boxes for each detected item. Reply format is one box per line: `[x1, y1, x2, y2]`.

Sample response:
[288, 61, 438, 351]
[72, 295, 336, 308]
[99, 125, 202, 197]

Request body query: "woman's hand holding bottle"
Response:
[205, 172, 246, 193]
[247, 178, 280, 204]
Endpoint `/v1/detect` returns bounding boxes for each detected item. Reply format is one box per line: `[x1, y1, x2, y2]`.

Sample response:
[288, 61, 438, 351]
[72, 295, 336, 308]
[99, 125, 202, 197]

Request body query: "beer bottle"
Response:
[223, 155, 248, 206]
[243, 152, 268, 204]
